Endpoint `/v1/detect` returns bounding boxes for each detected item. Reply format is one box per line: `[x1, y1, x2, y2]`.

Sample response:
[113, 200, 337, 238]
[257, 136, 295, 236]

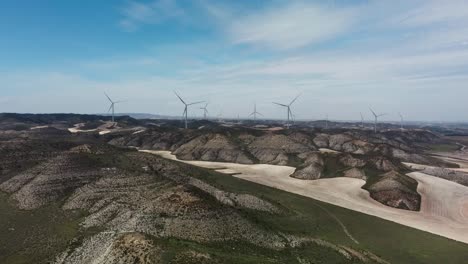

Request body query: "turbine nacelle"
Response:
[104, 92, 126, 123]
[272, 93, 301, 129]
[174, 91, 204, 129]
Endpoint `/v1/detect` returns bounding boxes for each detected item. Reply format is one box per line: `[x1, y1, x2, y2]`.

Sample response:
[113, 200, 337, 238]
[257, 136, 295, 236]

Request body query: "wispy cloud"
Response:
[394, 0, 468, 27]
[119, 0, 185, 31]
[5, 1, 468, 121]
[226, 3, 358, 50]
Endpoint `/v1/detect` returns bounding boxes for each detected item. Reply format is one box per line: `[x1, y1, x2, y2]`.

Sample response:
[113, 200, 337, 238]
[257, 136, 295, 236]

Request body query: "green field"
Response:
[2, 150, 468, 264]
[0, 193, 85, 264]
[426, 143, 461, 152]
[175, 158, 468, 264]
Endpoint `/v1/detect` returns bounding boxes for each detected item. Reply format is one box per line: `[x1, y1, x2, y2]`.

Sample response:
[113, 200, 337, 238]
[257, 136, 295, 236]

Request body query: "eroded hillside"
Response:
[108, 126, 453, 211]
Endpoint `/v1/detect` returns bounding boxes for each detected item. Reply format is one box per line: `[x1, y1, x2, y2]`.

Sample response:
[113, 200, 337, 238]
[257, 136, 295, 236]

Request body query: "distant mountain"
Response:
[99, 113, 176, 120]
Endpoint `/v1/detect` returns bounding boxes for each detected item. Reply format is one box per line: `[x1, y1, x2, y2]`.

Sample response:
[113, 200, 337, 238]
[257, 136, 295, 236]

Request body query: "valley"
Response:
[1, 113, 468, 263]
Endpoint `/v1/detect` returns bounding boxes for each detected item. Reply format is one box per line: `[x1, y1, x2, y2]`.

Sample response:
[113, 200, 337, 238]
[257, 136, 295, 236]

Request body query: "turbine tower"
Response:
[398, 112, 404, 131]
[325, 114, 329, 129]
[369, 107, 387, 133]
[200, 103, 209, 119]
[273, 93, 301, 129]
[174, 91, 204, 129]
[360, 112, 365, 128]
[249, 103, 263, 120]
[104, 92, 125, 123]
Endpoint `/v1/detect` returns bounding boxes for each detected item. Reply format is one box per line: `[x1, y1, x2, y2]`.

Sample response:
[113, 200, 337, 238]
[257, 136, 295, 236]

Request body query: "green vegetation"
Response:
[2, 144, 468, 263]
[426, 143, 460, 152]
[321, 153, 347, 178]
[172, 156, 468, 264]
[156, 238, 351, 264]
[0, 193, 85, 264]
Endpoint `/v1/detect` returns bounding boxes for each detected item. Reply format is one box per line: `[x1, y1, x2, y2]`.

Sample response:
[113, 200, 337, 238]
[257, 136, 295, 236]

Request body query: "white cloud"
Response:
[118, 0, 185, 30]
[395, 0, 468, 27]
[227, 3, 358, 50]
[5, 1, 468, 121]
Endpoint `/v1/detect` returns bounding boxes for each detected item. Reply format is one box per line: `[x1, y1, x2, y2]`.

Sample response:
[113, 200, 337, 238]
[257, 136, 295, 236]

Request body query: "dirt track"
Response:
[143, 150, 468, 244]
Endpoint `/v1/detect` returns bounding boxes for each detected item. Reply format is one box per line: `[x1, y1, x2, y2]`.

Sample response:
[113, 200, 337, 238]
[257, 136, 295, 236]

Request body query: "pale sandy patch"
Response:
[404, 162, 468, 173]
[132, 129, 146, 135]
[99, 130, 111, 135]
[68, 122, 116, 135]
[319, 148, 340, 153]
[143, 150, 468, 244]
[30, 125, 49, 130]
[68, 123, 97, 133]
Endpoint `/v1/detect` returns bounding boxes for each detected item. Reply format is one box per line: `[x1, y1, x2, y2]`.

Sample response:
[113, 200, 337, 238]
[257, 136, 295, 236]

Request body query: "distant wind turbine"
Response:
[174, 91, 204, 129]
[104, 92, 125, 123]
[249, 103, 263, 121]
[217, 111, 223, 122]
[399, 112, 404, 131]
[360, 112, 365, 128]
[369, 107, 387, 133]
[200, 103, 209, 119]
[273, 93, 301, 129]
[325, 114, 329, 129]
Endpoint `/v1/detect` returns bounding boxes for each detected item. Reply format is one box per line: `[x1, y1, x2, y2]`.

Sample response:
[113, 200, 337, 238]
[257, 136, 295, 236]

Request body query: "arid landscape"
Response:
[1, 113, 468, 264]
[4, 1, 468, 263]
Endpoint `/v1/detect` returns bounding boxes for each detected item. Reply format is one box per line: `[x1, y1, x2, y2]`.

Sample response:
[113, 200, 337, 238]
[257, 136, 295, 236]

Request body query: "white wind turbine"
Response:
[249, 103, 263, 121]
[398, 112, 404, 131]
[273, 93, 301, 129]
[360, 112, 365, 128]
[200, 103, 209, 119]
[104, 92, 125, 123]
[174, 91, 204, 129]
[369, 107, 387, 133]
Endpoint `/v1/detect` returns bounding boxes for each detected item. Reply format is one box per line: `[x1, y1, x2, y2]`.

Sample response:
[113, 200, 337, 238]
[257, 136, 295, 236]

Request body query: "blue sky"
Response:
[1, 0, 468, 121]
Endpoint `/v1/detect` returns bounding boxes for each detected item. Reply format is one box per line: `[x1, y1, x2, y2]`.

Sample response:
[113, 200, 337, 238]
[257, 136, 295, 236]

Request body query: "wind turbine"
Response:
[217, 111, 223, 122]
[360, 112, 365, 128]
[325, 114, 329, 129]
[174, 91, 204, 129]
[398, 112, 404, 131]
[104, 92, 125, 123]
[200, 103, 209, 119]
[273, 93, 301, 129]
[369, 107, 387, 133]
[249, 103, 263, 121]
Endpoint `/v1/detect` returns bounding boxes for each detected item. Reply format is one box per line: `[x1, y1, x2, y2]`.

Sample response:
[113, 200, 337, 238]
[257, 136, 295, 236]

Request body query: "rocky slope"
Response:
[1, 130, 385, 264]
[109, 127, 451, 211]
[364, 171, 421, 211]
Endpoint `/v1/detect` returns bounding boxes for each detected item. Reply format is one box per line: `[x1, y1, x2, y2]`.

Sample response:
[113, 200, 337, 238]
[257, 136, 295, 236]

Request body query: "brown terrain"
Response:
[1, 114, 468, 264]
[109, 126, 453, 211]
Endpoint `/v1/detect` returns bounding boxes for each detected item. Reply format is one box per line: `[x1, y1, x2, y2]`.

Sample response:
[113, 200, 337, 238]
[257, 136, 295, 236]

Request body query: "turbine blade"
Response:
[289, 93, 301, 106]
[114, 100, 127, 104]
[188, 101, 204, 106]
[104, 92, 113, 103]
[257, 112, 264, 116]
[249, 112, 254, 117]
[272, 102, 288, 107]
[174, 91, 186, 105]
[369, 107, 377, 117]
[107, 104, 113, 113]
